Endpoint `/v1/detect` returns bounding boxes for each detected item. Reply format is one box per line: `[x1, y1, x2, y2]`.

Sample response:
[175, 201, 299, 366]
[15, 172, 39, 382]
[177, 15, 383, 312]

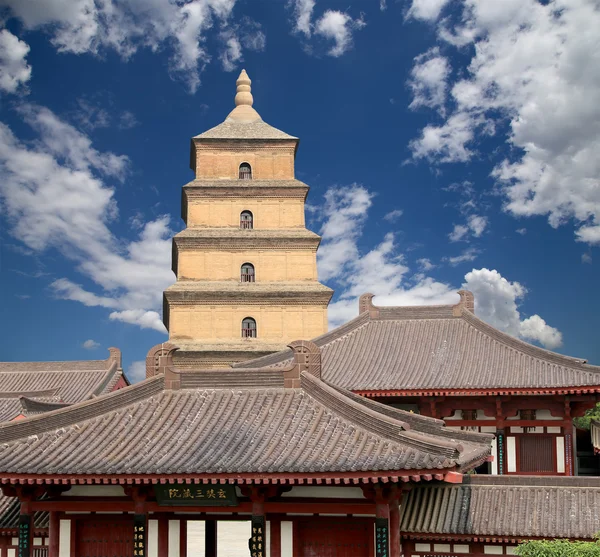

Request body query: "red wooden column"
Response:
[131, 486, 149, 557]
[249, 488, 267, 557]
[389, 498, 401, 557]
[158, 515, 169, 557]
[270, 517, 281, 557]
[48, 511, 60, 557]
[179, 519, 187, 557]
[375, 500, 390, 557]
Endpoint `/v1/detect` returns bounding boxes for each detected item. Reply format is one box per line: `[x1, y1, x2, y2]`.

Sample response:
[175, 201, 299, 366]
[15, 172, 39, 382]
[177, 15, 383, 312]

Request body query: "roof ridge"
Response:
[0, 376, 164, 444]
[180, 368, 284, 389]
[460, 308, 600, 372]
[301, 373, 463, 460]
[0, 388, 60, 399]
[87, 362, 120, 398]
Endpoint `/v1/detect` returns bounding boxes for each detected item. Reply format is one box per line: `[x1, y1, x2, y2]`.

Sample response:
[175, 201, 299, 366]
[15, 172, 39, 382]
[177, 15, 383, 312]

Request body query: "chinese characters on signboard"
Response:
[18, 515, 31, 557]
[375, 517, 389, 557]
[133, 514, 146, 557]
[249, 515, 265, 557]
[154, 484, 238, 506]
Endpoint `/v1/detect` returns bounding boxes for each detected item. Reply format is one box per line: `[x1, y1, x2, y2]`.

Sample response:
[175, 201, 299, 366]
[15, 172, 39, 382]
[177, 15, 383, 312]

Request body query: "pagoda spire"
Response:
[226, 69, 261, 123]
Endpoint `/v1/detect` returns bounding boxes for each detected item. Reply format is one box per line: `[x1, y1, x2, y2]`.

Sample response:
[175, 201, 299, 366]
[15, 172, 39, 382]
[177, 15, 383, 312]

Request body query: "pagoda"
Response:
[164, 70, 333, 368]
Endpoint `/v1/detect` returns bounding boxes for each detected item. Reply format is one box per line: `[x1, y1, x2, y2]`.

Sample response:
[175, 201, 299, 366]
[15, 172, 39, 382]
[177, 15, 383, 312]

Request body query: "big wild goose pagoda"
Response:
[0, 71, 598, 557]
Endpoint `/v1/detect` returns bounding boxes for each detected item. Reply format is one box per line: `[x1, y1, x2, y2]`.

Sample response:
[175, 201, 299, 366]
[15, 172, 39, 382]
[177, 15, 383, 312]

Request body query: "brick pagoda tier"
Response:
[164, 70, 332, 368]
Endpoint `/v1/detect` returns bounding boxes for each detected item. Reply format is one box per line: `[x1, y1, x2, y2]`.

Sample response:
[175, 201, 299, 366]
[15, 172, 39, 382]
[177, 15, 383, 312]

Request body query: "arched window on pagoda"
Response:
[240, 210, 253, 229]
[239, 162, 252, 180]
[241, 263, 255, 283]
[242, 317, 257, 338]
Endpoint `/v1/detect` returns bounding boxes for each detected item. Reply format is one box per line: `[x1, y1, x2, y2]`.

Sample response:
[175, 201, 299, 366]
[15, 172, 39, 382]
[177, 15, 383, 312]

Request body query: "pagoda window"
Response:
[240, 210, 253, 229]
[242, 317, 257, 338]
[239, 162, 252, 180]
[241, 263, 255, 282]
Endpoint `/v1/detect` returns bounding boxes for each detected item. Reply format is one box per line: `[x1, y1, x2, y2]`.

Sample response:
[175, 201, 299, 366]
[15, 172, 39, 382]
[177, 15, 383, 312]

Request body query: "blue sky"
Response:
[0, 0, 598, 381]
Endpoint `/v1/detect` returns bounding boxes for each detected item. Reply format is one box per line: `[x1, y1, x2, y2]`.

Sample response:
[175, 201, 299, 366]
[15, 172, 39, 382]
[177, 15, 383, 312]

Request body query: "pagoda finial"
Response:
[235, 69, 253, 107]
[226, 69, 261, 123]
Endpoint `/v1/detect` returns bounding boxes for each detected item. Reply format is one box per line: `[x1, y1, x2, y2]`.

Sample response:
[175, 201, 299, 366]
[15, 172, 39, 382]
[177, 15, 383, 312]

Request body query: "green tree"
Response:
[516, 538, 600, 556]
[574, 403, 600, 430]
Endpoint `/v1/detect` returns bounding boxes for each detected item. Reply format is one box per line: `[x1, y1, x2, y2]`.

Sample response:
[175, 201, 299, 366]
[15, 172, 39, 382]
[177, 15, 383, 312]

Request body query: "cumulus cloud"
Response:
[316, 184, 561, 349]
[408, 0, 600, 245]
[449, 224, 469, 242]
[315, 10, 365, 57]
[0, 0, 245, 93]
[408, 48, 449, 114]
[0, 29, 32, 93]
[0, 104, 174, 333]
[82, 339, 100, 350]
[126, 360, 146, 383]
[463, 268, 562, 349]
[407, 0, 451, 21]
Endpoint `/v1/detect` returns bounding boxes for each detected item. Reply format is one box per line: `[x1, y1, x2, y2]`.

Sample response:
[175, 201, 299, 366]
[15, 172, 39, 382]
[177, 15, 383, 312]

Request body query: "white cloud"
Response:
[82, 339, 100, 350]
[582, 253, 592, 264]
[0, 29, 32, 94]
[444, 247, 480, 266]
[0, 104, 174, 333]
[315, 185, 561, 349]
[467, 214, 487, 237]
[314, 10, 365, 57]
[409, 0, 600, 245]
[219, 31, 243, 71]
[383, 209, 403, 222]
[126, 360, 146, 383]
[449, 224, 469, 242]
[407, 0, 451, 22]
[408, 48, 450, 114]
[0, 0, 243, 93]
[516, 228, 527, 235]
[417, 257, 435, 271]
[519, 315, 563, 350]
[463, 268, 562, 349]
[289, 0, 316, 37]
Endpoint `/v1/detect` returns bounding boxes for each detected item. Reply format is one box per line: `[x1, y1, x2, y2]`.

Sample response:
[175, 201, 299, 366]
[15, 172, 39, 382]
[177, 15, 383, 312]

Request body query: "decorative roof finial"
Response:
[235, 69, 253, 107]
[226, 69, 261, 123]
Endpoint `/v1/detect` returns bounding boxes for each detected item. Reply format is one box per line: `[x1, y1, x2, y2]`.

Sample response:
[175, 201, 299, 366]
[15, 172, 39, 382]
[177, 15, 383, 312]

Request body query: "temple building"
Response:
[237, 291, 600, 477]
[0, 71, 599, 557]
[164, 69, 332, 369]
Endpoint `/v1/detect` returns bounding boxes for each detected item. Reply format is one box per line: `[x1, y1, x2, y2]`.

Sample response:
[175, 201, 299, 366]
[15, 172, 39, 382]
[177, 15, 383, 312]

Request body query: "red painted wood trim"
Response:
[389, 500, 400, 557]
[31, 500, 377, 515]
[401, 532, 596, 543]
[270, 518, 281, 557]
[355, 387, 600, 397]
[48, 511, 59, 557]
[179, 519, 187, 557]
[0, 469, 457, 486]
[158, 516, 169, 557]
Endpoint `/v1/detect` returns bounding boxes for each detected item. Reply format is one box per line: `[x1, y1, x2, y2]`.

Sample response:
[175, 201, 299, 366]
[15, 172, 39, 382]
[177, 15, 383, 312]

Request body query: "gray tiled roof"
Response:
[0, 371, 491, 478]
[236, 301, 600, 392]
[400, 476, 600, 539]
[0, 351, 124, 421]
[193, 119, 297, 141]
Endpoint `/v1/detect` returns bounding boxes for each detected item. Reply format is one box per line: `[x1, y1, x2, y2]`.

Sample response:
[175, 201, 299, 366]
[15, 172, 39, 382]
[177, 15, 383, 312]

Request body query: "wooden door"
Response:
[294, 517, 374, 557]
[76, 518, 133, 557]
